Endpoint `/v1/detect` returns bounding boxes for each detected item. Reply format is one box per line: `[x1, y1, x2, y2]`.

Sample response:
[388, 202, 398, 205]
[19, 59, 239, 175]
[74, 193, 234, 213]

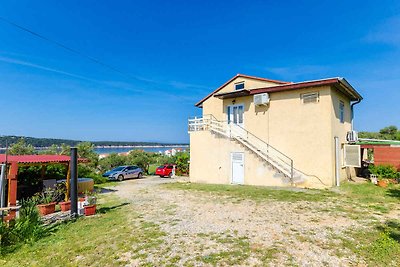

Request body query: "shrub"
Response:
[175, 152, 189, 175]
[32, 188, 60, 204]
[369, 164, 398, 178]
[87, 173, 108, 184]
[0, 198, 44, 254]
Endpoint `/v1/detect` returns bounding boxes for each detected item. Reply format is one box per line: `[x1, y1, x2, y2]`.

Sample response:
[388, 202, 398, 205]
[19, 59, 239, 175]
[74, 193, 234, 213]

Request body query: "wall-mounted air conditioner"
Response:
[346, 130, 358, 143]
[254, 93, 270, 106]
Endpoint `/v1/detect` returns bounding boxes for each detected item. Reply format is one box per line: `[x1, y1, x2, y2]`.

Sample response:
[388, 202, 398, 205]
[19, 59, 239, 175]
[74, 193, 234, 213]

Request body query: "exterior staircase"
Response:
[188, 115, 306, 184]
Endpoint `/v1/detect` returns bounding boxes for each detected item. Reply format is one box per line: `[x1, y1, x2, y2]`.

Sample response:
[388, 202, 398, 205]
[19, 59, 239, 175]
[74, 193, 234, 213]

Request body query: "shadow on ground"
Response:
[386, 188, 400, 200]
[96, 187, 118, 194]
[377, 220, 400, 243]
[97, 202, 130, 214]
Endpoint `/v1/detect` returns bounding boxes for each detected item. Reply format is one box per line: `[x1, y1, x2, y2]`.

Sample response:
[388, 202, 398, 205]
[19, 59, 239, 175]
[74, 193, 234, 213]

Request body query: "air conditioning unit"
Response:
[254, 93, 270, 106]
[346, 130, 358, 143]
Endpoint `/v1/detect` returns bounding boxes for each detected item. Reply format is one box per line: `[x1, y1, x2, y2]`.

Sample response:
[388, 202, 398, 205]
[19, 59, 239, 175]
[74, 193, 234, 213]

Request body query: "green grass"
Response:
[163, 182, 338, 202]
[2, 180, 400, 266]
[163, 181, 400, 266]
[94, 180, 118, 189]
[163, 181, 400, 206]
[336, 220, 400, 266]
[0, 195, 165, 267]
[340, 182, 400, 203]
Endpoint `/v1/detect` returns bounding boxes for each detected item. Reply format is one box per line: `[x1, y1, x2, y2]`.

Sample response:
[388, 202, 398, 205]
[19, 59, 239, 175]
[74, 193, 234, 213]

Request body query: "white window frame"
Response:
[227, 103, 245, 127]
[234, 82, 245, 91]
[339, 101, 345, 123]
[343, 144, 361, 167]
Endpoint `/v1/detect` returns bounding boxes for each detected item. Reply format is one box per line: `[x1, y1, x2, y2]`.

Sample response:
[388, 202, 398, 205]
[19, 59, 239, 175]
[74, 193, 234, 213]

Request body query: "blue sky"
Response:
[0, 1, 399, 143]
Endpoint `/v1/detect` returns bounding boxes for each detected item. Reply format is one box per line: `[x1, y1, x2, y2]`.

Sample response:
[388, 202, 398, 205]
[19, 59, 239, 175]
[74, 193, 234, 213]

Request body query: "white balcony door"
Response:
[227, 104, 244, 127]
[231, 152, 244, 184]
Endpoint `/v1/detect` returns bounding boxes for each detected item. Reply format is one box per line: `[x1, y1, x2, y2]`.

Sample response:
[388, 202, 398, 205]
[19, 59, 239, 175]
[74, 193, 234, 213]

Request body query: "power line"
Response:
[0, 16, 141, 82]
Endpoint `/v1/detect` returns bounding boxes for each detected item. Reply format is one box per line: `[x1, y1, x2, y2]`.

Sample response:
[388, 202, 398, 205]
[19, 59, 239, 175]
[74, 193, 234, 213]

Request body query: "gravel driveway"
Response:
[110, 176, 368, 266]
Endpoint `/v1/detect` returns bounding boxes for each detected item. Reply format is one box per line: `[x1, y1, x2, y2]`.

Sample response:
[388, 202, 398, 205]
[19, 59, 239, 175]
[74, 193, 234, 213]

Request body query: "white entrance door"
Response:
[227, 104, 244, 127]
[231, 152, 244, 184]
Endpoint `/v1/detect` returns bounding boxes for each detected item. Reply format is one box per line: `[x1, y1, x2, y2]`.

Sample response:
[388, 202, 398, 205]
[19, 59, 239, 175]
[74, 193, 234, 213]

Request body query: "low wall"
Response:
[374, 146, 400, 170]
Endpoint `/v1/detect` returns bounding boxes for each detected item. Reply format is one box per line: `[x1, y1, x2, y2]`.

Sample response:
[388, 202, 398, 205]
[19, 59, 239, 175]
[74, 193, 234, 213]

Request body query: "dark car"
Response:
[155, 164, 175, 178]
[102, 165, 143, 181]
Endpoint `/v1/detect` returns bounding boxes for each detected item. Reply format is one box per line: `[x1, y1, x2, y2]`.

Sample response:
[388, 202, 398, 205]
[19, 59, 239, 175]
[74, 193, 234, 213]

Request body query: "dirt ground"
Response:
[103, 176, 392, 266]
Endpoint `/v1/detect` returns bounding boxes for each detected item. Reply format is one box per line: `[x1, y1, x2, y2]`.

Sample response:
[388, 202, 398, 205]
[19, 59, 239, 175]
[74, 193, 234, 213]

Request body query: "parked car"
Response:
[155, 164, 175, 178]
[102, 165, 143, 181]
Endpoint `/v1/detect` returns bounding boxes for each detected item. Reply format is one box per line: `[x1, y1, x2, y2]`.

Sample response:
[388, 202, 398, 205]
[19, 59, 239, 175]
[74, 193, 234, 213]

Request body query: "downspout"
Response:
[334, 136, 340, 186]
[350, 99, 361, 131]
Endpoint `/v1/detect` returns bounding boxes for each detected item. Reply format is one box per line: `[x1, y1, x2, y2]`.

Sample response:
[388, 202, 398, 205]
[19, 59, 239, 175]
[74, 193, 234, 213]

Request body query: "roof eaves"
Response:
[195, 74, 289, 107]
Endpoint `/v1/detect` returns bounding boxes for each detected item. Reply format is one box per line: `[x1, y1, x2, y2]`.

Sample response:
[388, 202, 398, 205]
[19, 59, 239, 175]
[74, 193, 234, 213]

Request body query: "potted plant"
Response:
[34, 188, 58, 216]
[55, 182, 71, 212]
[377, 178, 389, 188]
[59, 200, 71, 212]
[84, 190, 97, 216]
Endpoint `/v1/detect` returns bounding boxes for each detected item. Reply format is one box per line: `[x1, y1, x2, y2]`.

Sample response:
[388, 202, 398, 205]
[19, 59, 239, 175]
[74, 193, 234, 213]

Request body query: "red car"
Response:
[155, 164, 175, 178]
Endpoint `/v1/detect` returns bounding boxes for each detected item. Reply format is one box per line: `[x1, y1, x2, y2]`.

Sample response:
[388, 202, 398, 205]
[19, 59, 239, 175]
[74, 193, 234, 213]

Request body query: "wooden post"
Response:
[66, 162, 71, 201]
[41, 165, 46, 179]
[7, 161, 18, 219]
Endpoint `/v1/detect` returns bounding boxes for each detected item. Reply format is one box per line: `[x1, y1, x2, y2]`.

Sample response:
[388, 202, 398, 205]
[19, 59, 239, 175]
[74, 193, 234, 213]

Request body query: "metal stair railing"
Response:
[229, 123, 294, 180]
[189, 115, 294, 181]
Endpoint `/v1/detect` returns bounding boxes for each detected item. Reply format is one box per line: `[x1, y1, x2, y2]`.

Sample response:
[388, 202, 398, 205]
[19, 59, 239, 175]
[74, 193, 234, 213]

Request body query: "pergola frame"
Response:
[0, 154, 87, 220]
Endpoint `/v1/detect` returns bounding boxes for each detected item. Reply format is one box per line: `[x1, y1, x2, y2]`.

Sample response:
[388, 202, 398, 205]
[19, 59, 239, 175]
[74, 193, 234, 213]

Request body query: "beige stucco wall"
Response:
[190, 131, 289, 186]
[202, 77, 282, 121]
[191, 78, 355, 188]
[330, 89, 356, 181]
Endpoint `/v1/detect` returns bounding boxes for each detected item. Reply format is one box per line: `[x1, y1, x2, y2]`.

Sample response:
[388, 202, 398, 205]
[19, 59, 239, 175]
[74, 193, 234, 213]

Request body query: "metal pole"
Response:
[290, 160, 294, 185]
[334, 136, 340, 187]
[0, 164, 6, 218]
[70, 147, 78, 218]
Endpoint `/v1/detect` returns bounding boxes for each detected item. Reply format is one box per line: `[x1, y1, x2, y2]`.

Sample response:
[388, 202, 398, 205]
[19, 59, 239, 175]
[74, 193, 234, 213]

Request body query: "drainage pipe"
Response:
[350, 99, 361, 131]
[334, 136, 340, 187]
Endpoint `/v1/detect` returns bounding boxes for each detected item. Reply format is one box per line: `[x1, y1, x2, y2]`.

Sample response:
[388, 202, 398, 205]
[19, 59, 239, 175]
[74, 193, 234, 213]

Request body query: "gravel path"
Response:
[111, 176, 367, 266]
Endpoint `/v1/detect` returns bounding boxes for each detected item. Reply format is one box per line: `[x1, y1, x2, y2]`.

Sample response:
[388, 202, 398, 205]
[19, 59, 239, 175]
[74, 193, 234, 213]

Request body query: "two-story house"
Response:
[188, 74, 363, 188]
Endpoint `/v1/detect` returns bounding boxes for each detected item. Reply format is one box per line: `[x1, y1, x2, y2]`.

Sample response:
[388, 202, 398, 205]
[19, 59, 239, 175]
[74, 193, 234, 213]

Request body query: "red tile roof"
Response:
[0, 154, 88, 164]
[200, 76, 362, 105]
[249, 77, 362, 100]
[195, 74, 290, 107]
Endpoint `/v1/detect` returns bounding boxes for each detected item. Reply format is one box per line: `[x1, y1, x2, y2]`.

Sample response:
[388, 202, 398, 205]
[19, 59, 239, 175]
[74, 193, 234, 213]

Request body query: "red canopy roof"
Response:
[0, 154, 88, 164]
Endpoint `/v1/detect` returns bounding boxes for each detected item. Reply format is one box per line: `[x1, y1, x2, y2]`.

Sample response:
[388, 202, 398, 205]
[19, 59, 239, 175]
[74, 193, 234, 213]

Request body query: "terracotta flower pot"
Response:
[37, 202, 56, 216]
[84, 204, 96, 216]
[377, 180, 388, 188]
[59, 201, 71, 212]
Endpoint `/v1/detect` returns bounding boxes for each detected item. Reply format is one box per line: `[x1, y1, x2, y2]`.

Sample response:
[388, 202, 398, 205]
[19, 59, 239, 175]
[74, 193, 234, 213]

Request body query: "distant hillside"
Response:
[0, 135, 187, 148]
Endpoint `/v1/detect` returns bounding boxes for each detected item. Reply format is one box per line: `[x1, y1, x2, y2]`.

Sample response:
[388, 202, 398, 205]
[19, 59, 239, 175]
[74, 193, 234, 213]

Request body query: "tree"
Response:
[8, 138, 35, 155]
[59, 143, 71, 156]
[98, 153, 128, 172]
[41, 144, 59, 155]
[379, 126, 398, 136]
[76, 142, 99, 168]
[127, 150, 151, 174]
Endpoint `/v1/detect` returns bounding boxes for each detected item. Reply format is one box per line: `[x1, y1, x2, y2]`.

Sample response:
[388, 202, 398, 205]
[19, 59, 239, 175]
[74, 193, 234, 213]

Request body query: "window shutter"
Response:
[343, 145, 361, 167]
[301, 92, 319, 104]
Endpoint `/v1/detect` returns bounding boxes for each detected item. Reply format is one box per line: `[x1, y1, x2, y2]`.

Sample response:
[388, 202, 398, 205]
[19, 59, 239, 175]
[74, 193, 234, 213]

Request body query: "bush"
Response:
[175, 152, 189, 175]
[98, 153, 128, 173]
[369, 164, 398, 178]
[87, 173, 108, 184]
[0, 198, 44, 254]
